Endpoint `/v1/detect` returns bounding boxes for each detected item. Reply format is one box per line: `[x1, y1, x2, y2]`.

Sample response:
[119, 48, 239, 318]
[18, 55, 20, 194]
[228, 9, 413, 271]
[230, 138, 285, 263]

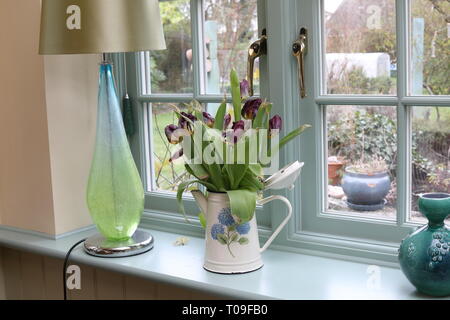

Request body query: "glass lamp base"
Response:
[84, 230, 154, 258]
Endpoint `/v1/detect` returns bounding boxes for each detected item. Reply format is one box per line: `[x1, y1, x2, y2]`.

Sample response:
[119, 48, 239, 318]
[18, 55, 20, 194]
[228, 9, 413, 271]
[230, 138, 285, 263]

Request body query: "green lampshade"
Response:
[39, 0, 166, 54]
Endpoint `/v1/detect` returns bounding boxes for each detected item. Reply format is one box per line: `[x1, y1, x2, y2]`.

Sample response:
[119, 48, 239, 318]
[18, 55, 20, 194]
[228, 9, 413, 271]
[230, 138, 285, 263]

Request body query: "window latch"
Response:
[247, 28, 267, 97]
[292, 27, 308, 98]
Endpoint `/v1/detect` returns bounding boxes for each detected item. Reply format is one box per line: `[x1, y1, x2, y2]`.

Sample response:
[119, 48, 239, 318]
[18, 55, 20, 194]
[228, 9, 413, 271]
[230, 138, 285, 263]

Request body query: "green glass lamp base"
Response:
[84, 230, 154, 258]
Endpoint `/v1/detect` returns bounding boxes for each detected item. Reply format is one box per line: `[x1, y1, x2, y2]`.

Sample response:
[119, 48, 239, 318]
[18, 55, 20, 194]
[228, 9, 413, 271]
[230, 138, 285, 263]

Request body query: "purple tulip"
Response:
[164, 124, 187, 144]
[241, 98, 262, 120]
[169, 148, 184, 162]
[202, 112, 215, 128]
[231, 120, 246, 143]
[240, 79, 250, 98]
[178, 112, 197, 132]
[269, 115, 282, 136]
[232, 120, 245, 130]
[223, 113, 232, 129]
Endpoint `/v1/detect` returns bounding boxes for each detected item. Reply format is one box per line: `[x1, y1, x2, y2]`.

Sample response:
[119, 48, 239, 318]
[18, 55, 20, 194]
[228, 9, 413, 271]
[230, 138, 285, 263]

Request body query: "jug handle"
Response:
[257, 195, 292, 253]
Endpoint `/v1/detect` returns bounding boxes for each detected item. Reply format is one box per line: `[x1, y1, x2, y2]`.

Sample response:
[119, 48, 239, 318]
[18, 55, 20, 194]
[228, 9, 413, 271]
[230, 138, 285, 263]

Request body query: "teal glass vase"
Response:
[87, 63, 144, 241]
[399, 193, 450, 297]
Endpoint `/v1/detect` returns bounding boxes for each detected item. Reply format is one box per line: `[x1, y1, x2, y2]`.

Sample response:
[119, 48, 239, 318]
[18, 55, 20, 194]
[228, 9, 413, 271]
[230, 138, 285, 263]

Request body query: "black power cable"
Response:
[62, 238, 87, 300]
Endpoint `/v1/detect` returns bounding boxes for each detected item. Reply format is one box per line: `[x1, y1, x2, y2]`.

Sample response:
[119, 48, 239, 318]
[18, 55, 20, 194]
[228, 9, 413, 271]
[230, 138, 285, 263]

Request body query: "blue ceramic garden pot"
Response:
[341, 166, 390, 206]
[398, 193, 450, 297]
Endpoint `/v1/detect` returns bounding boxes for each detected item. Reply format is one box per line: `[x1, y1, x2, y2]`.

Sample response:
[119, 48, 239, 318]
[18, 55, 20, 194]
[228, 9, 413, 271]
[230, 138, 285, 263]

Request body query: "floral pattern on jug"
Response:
[210, 207, 250, 258]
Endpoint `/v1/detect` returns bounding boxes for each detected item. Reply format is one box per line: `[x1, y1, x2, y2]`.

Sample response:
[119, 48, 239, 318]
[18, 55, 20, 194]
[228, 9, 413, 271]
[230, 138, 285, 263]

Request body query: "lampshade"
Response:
[39, 0, 166, 54]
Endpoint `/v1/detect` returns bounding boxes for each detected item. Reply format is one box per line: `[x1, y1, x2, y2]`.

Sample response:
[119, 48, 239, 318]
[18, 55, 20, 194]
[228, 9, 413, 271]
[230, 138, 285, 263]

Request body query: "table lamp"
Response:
[39, 0, 166, 257]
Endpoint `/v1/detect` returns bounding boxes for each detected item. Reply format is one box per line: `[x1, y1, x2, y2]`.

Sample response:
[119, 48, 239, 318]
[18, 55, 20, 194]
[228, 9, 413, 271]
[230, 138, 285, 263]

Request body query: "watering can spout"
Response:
[192, 190, 208, 214]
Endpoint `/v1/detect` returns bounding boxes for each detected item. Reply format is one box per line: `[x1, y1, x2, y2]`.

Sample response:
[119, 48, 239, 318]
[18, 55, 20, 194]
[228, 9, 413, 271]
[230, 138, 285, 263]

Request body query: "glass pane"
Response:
[326, 105, 397, 220]
[203, 0, 259, 94]
[323, 0, 397, 94]
[410, 0, 450, 95]
[150, 103, 189, 192]
[149, 0, 193, 94]
[411, 106, 450, 223]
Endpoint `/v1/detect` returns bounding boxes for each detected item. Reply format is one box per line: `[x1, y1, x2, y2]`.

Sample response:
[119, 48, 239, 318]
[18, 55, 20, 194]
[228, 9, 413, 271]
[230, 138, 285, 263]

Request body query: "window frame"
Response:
[117, 0, 450, 265]
[117, 0, 273, 240]
[291, 0, 450, 263]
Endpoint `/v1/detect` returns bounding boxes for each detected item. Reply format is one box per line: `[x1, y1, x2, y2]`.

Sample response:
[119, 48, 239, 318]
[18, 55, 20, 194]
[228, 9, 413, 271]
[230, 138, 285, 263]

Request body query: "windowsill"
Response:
[0, 224, 446, 300]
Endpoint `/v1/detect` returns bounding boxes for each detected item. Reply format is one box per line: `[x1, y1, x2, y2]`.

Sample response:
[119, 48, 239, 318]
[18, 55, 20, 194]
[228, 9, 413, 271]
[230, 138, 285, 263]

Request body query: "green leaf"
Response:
[239, 171, 264, 191]
[238, 237, 249, 245]
[207, 162, 226, 191]
[253, 102, 272, 129]
[177, 179, 217, 222]
[262, 103, 272, 129]
[184, 163, 196, 177]
[230, 69, 241, 122]
[198, 212, 206, 229]
[214, 100, 227, 130]
[248, 164, 263, 176]
[217, 234, 228, 245]
[230, 232, 239, 243]
[176, 180, 196, 223]
[186, 163, 210, 180]
[226, 189, 257, 224]
[279, 124, 311, 147]
[274, 124, 311, 153]
[225, 164, 248, 190]
[252, 103, 266, 129]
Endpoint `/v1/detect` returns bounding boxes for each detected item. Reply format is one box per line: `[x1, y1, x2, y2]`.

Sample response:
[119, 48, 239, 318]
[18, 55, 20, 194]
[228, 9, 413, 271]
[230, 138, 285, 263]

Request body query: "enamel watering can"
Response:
[192, 161, 303, 274]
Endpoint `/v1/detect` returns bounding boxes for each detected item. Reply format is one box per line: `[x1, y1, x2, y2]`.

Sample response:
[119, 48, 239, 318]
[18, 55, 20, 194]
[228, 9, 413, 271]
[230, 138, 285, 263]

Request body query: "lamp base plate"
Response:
[84, 230, 154, 258]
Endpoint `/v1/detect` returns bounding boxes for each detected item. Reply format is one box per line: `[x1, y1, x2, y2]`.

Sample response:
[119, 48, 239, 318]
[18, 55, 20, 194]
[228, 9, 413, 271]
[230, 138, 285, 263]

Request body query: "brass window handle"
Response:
[292, 27, 308, 98]
[247, 29, 267, 97]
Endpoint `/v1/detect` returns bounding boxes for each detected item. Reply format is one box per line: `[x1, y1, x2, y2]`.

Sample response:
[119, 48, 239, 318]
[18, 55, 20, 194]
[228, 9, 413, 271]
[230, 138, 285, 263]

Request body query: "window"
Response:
[296, 0, 450, 255]
[122, 0, 449, 263]
[125, 0, 271, 228]
[138, 0, 261, 195]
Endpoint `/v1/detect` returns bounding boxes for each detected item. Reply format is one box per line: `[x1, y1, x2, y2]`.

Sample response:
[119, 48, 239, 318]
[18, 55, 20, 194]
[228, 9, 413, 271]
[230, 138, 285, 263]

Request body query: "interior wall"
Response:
[1, 247, 219, 300]
[0, 0, 97, 236]
[0, 0, 56, 235]
[44, 55, 98, 235]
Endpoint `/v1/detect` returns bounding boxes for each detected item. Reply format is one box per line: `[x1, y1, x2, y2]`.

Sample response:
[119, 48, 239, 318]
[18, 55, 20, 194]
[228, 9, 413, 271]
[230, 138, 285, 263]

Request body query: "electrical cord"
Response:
[62, 238, 87, 300]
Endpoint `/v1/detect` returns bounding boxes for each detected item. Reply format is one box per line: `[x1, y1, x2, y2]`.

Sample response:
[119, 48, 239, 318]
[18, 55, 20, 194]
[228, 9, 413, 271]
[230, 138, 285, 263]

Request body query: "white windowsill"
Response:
[0, 224, 445, 300]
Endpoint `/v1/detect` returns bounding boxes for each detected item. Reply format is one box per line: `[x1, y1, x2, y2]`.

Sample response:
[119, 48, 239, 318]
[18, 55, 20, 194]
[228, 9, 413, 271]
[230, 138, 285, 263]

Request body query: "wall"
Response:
[44, 55, 98, 235]
[1, 247, 218, 300]
[0, 0, 97, 236]
[0, 0, 56, 235]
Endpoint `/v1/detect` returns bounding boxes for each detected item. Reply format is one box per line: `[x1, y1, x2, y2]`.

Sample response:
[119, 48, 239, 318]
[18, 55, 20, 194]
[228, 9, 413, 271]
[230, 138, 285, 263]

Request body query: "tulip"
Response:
[202, 112, 215, 128]
[223, 113, 232, 129]
[269, 115, 282, 136]
[241, 98, 262, 120]
[240, 79, 250, 98]
[231, 120, 246, 143]
[178, 112, 197, 132]
[169, 148, 184, 162]
[165, 124, 186, 144]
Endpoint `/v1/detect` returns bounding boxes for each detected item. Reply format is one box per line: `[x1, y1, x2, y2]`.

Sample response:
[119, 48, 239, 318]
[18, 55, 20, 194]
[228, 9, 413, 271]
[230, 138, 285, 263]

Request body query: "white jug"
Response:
[192, 190, 292, 274]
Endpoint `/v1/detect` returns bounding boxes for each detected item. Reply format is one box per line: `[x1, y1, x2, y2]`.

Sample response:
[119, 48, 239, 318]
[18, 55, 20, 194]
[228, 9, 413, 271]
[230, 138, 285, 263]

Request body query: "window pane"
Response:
[149, 0, 193, 94]
[411, 106, 450, 223]
[203, 0, 259, 94]
[323, 0, 397, 94]
[326, 105, 397, 220]
[150, 103, 189, 192]
[410, 0, 450, 95]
